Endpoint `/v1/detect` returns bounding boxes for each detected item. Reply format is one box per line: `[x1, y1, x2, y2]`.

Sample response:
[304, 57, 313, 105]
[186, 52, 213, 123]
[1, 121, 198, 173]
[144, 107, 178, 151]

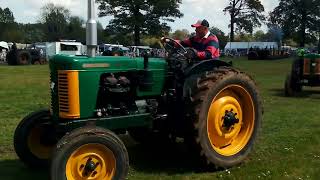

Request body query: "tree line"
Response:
[0, 0, 319, 49]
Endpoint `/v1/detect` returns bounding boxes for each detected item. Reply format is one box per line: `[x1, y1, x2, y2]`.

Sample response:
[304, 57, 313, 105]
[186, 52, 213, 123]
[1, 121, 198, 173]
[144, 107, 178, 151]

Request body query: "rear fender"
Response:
[182, 59, 232, 98]
[183, 59, 231, 78]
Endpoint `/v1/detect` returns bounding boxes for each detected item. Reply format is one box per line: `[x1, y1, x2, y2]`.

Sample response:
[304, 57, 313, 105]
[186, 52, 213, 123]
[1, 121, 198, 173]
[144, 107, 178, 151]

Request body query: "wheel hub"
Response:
[83, 158, 98, 177]
[66, 143, 116, 180]
[206, 85, 255, 156]
[222, 109, 239, 130]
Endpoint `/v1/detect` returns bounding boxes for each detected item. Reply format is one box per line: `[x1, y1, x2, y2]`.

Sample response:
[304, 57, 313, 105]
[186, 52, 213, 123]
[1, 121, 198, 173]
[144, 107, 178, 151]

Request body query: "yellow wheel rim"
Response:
[27, 125, 53, 159]
[66, 143, 116, 180]
[207, 85, 255, 156]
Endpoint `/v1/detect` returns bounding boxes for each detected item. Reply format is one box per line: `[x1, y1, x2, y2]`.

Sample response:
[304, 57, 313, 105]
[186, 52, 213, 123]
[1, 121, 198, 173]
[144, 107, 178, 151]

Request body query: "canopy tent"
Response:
[0, 41, 9, 49]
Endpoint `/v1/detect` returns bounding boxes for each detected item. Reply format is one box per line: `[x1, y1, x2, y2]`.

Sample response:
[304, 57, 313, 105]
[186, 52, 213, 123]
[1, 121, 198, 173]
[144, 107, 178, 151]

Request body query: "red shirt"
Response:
[180, 32, 220, 60]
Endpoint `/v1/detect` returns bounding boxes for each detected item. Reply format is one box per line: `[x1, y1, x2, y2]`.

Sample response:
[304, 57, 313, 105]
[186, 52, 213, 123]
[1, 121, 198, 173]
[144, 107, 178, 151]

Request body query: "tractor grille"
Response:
[58, 73, 69, 112]
[58, 70, 80, 119]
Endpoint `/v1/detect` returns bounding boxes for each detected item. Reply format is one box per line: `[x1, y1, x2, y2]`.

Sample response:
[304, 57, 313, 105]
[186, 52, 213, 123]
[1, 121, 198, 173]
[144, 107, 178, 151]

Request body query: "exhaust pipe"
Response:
[86, 0, 97, 57]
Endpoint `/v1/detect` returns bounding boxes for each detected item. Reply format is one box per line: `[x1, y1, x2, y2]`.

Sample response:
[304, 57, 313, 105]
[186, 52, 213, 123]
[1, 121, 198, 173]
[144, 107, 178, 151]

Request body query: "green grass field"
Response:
[0, 58, 319, 180]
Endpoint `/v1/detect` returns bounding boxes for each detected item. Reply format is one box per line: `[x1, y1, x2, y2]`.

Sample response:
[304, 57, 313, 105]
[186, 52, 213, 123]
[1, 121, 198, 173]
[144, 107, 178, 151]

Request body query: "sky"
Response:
[0, 0, 279, 34]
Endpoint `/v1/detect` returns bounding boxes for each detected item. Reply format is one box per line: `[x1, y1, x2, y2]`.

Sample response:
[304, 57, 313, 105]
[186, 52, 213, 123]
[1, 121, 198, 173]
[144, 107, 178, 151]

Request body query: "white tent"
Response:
[0, 41, 9, 49]
[225, 42, 279, 50]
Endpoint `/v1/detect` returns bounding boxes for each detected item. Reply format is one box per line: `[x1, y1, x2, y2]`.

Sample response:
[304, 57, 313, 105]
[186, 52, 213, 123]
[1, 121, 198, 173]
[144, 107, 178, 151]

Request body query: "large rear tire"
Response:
[14, 109, 56, 167]
[186, 67, 263, 168]
[51, 126, 129, 180]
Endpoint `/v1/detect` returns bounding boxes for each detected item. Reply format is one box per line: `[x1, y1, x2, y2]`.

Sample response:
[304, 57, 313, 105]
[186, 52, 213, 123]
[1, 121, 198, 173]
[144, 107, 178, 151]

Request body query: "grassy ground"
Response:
[0, 58, 319, 180]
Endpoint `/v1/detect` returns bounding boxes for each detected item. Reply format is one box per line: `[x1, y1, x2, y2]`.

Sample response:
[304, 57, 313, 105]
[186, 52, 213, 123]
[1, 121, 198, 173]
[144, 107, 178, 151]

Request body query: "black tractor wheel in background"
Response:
[6, 50, 17, 65]
[51, 126, 129, 180]
[14, 109, 56, 168]
[186, 67, 263, 168]
[284, 73, 302, 96]
[16, 50, 31, 65]
[285, 58, 303, 96]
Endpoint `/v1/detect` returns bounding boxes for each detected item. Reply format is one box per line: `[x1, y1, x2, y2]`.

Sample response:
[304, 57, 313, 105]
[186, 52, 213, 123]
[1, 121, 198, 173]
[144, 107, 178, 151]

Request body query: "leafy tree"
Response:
[1, 24, 24, 42]
[234, 33, 254, 42]
[22, 23, 45, 43]
[97, 21, 109, 44]
[253, 30, 267, 41]
[170, 29, 190, 40]
[0, 7, 18, 42]
[209, 27, 229, 49]
[283, 38, 298, 47]
[0, 7, 14, 23]
[40, 3, 70, 41]
[96, 0, 183, 45]
[67, 16, 86, 43]
[269, 0, 320, 47]
[223, 0, 265, 42]
[142, 36, 162, 48]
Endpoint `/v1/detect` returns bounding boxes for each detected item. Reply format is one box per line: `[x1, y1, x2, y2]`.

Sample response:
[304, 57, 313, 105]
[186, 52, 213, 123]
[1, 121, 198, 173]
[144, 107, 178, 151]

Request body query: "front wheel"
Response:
[51, 126, 129, 180]
[14, 109, 56, 167]
[187, 67, 263, 168]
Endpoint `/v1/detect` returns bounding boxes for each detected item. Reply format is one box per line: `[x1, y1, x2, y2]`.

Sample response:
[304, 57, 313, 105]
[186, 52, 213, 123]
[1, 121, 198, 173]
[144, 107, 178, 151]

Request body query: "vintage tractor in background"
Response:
[6, 44, 45, 65]
[285, 53, 320, 96]
[13, 1, 263, 179]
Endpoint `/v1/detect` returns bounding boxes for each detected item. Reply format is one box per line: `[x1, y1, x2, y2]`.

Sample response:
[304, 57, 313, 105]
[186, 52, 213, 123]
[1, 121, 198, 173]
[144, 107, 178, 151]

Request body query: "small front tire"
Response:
[51, 126, 129, 180]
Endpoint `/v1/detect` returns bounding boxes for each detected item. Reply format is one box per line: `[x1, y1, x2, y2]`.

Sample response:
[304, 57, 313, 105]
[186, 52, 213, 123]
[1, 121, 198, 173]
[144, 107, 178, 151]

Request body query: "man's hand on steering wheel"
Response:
[160, 37, 187, 57]
[184, 48, 198, 61]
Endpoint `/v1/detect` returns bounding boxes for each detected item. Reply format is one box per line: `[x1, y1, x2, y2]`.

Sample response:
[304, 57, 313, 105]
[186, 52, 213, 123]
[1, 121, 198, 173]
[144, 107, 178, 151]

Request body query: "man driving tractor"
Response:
[162, 19, 220, 60]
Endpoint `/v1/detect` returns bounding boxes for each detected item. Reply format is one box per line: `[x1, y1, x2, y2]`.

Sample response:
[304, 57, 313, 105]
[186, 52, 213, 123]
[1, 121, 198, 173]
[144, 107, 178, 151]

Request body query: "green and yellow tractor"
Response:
[13, 1, 263, 179]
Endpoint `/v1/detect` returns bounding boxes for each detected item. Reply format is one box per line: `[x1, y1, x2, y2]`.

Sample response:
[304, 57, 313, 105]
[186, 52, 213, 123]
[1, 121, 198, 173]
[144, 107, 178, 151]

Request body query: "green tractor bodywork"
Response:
[15, 37, 263, 180]
[50, 55, 167, 130]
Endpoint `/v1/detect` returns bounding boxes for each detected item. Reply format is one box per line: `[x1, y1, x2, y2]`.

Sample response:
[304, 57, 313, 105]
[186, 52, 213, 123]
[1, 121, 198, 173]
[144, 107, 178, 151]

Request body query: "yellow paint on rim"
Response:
[66, 143, 116, 180]
[27, 126, 53, 159]
[207, 85, 255, 156]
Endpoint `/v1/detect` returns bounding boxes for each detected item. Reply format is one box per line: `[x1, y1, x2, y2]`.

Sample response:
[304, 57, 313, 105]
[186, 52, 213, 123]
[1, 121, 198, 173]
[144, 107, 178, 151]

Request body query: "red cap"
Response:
[191, 19, 209, 28]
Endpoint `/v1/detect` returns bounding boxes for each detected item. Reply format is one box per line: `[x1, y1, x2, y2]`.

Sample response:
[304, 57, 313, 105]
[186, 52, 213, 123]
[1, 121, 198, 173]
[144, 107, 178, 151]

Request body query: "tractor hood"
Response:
[50, 54, 167, 71]
[49, 54, 167, 120]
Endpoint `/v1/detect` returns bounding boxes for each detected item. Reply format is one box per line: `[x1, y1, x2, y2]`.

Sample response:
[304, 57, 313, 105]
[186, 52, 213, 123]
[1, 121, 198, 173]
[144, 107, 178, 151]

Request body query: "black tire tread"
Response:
[51, 126, 129, 180]
[187, 66, 262, 168]
[13, 109, 52, 168]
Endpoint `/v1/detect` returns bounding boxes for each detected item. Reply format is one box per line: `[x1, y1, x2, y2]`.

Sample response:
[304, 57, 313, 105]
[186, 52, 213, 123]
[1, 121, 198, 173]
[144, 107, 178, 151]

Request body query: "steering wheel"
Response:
[161, 37, 187, 57]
